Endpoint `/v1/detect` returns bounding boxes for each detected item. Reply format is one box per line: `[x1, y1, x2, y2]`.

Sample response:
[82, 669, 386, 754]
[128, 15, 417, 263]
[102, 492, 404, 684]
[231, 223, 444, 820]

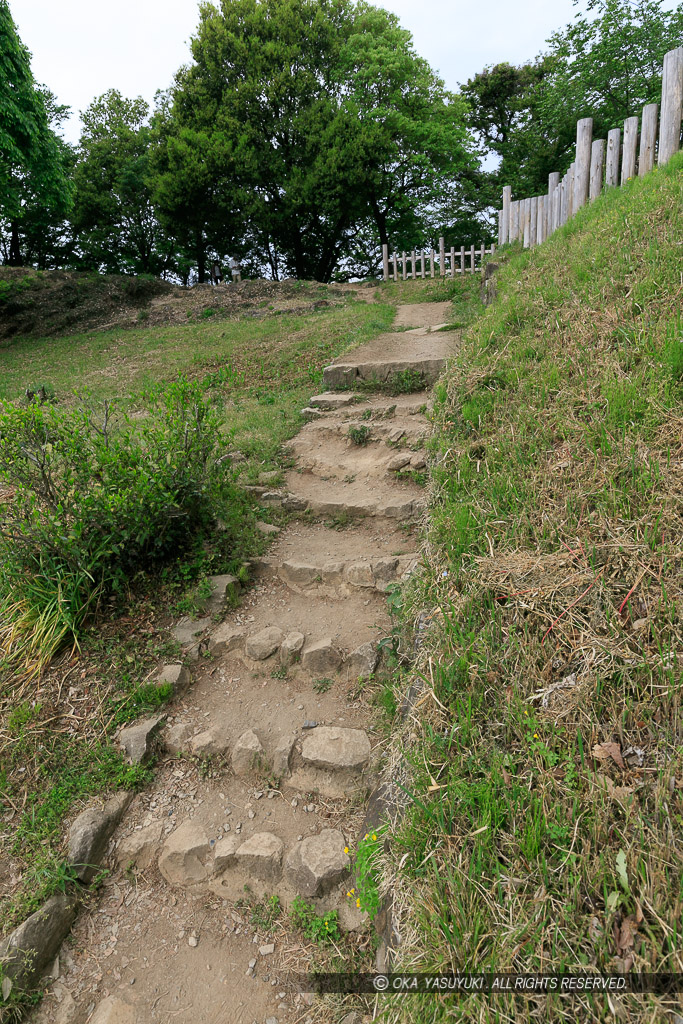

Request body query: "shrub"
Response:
[0, 380, 253, 677]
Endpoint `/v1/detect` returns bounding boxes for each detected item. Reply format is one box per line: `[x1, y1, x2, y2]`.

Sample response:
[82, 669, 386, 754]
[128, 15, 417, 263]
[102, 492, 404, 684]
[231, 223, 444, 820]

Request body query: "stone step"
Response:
[286, 434, 426, 482]
[323, 356, 446, 390]
[292, 415, 429, 448]
[275, 471, 425, 522]
[277, 552, 417, 594]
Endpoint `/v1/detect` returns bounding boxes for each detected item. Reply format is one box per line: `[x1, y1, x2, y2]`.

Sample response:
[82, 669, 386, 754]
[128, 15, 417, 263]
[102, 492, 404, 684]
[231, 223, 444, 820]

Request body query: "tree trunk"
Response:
[8, 220, 22, 266]
[369, 197, 389, 248]
[196, 227, 206, 283]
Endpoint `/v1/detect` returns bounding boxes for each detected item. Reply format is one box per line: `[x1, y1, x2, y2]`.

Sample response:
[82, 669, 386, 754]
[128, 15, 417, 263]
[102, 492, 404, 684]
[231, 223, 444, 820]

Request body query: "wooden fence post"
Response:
[502, 185, 512, 244]
[567, 162, 576, 220]
[392, 252, 398, 282]
[480, 242, 486, 269]
[537, 195, 546, 244]
[430, 249, 435, 278]
[402, 252, 407, 281]
[450, 246, 455, 277]
[382, 244, 389, 282]
[522, 198, 530, 247]
[639, 103, 658, 176]
[460, 245, 465, 274]
[606, 128, 620, 186]
[529, 197, 538, 248]
[411, 250, 416, 279]
[510, 201, 519, 242]
[621, 116, 639, 182]
[469, 244, 475, 274]
[439, 236, 446, 276]
[589, 139, 605, 200]
[420, 250, 425, 279]
[574, 117, 593, 212]
[552, 184, 561, 232]
[560, 175, 567, 225]
[547, 172, 560, 237]
[658, 45, 683, 166]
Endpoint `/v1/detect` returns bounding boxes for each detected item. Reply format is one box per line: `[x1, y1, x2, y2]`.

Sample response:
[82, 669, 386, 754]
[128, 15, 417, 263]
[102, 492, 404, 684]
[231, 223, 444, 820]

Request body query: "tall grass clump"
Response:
[0, 379, 253, 678]
[381, 154, 683, 1024]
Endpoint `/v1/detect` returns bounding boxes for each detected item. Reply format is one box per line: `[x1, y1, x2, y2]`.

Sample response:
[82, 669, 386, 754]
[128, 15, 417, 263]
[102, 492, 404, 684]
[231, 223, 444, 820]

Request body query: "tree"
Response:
[0, 0, 72, 266]
[152, 0, 473, 281]
[463, 0, 683, 204]
[72, 90, 177, 276]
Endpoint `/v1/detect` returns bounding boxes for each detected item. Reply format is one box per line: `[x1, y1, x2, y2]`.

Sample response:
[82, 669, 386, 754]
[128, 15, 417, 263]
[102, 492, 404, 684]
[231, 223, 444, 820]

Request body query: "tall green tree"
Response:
[72, 90, 177, 275]
[0, 0, 72, 266]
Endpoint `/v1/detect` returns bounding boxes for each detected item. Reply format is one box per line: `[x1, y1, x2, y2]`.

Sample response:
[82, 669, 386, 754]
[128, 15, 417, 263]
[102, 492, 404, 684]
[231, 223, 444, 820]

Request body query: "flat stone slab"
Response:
[158, 821, 211, 886]
[309, 392, 358, 409]
[67, 792, 132, 882]
[301, 638, 342, 676]
[323, 357, 446, 389]
[0, 895, 77, 994]
[300, 726, 371, 771]
[235, 832, 284, 882]
[246, 626, 284, 660]
[118, 714, 165, 764]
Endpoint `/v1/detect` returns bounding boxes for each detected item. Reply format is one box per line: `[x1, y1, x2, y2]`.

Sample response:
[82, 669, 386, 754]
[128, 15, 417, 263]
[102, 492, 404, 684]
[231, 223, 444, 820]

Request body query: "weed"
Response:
[290, 896, 341, 946]
[348, 425, 371, 445]
[313, 677, 333, 694]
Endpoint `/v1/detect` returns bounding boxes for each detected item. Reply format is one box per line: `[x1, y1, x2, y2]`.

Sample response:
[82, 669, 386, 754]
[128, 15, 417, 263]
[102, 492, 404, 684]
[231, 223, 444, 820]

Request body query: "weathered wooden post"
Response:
[560, 175, 568, 225]
[460, 245, 465, 274]
[658, 45, 683, 166]
[430, 249, 435, 278]
[402, 252, 407, 281]
[439, 236, 446, 277]
[420, 250, 426, 279]
[567, 162, 576, 220]
[480, 241, 486, 270]
[449, 246, 455, 277]
[537, 196, 545, 244]
[547, 172, 560, 237]
[606, 128, 620, 186]
[411, 250, 417, 279]
[392, 252, 398, 282]
[573, 117, 593, 212]
[502, 185, 512, 244]
[469, 244, 475, 274]
[552, 184, 561, 232]
[529, 197, 538, 248]
[589, 139, 605, 200]
[639, 103, 658, 176]
[382, 244, 390, 282]
[522, 198, 530, 248]
[621, 116, 639, 182]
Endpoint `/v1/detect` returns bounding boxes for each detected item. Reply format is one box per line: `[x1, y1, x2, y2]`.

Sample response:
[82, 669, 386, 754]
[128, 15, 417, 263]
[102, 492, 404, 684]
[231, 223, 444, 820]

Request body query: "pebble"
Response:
[249, 959, 257, 969]
[254, 791, 263, 800]
[297, 705, 304, 710]
[248, 810, 256, 819]
[291, 799, 298, 808]
[302, 720, 317, 730]
[267, 791, 275, 800]
[259, 943, 275, 956]
[188, 933, 198, 948]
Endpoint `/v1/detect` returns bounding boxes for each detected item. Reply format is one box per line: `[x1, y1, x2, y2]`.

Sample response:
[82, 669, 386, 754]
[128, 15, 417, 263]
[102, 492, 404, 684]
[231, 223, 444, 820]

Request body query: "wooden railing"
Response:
[497, 44, 683, 247]
[381, 238, 496, 282]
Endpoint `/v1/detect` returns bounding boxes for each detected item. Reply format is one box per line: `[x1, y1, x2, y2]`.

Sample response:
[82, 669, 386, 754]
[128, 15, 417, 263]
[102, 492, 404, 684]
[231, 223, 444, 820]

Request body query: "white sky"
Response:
[8, 0, 675, 145]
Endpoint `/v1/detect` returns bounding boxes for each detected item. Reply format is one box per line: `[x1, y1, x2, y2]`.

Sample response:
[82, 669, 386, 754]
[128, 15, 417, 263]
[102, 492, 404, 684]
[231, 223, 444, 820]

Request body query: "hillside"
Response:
[0, 267, 356, 341]
[384, 153, 683, 1023]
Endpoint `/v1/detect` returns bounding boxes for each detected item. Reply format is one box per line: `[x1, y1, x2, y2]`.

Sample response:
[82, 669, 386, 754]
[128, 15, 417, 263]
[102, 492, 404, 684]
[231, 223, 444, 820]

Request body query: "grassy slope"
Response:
[385, 154, 683, 1023]
[0, 294, 394, 941]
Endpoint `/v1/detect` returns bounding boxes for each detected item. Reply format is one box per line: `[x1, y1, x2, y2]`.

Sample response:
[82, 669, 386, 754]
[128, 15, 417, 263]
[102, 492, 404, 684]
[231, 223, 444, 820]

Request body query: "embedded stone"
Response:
[213, 835, 240, 875]
[118, 715, 165, 764]
[115, 822, 163, 870]
[280, 631, 305, 668]
[67, 792, 132, 882]
[372, 556, 399, 583]
[345, 562, 374, 588]
[156, 663, 190, 694]
[386, 453, 411, 472]
[301, 638, 342, 675]
[379, 499, 416, 519]
[309, 393, 357, 409]
[158, 821, 211, 886]
[246, 626, 284, 660]
[301, 407, 324, 419]
[0, 895, 77, 995]
[272, 734, 297, 777]
[235, 832, 284, 882]
[232, 729, 265, 775]
[256, 521, 280, 536]
[163, 722, 193, 755]
[346, 643, 378, 681]
[171, 616, 211, 651]
[203, 574, 240, 616]
[190, 727, 229, 757]
[321, 561, 345, 584]
[410, 454, 427, 470]
[284, 829, 350, 897]
[282, 495, 308, 511]
[281, 561, 318, 587]
[90, 996, 136, 1024]
[301, 727, 371, 771]
[208, 623, 245, 656]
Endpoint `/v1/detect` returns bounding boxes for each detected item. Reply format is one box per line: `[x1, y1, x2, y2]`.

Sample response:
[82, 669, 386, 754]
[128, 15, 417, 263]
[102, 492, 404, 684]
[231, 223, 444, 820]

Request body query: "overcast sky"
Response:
[4, 0, 654, 144]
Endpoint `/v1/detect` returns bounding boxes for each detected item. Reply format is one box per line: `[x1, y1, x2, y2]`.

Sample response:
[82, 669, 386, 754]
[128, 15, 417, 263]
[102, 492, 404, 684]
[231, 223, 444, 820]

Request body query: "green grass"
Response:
[384, 154, 683, 1024]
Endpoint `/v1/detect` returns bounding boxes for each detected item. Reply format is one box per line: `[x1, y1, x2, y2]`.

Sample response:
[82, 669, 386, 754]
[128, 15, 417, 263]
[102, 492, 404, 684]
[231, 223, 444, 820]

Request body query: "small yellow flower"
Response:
[534, 733, 539, 738]
[364, 833, 369, 840]
[356, 898, 361, 907]
[372, 834, 377, 841]
[524, 710, 528, 715]
[344, 847, 349, 854]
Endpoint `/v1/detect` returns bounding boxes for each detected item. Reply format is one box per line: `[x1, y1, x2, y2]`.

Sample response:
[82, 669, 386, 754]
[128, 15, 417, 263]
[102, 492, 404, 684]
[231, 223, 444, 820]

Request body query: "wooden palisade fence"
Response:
[498, 44, 683, 247]
[381, 238, 496, 282]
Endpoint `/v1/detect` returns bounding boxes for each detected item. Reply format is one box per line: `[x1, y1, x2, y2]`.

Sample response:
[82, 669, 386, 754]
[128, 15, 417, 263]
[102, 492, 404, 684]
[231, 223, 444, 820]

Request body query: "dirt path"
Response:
[30, 303, 454, 1024]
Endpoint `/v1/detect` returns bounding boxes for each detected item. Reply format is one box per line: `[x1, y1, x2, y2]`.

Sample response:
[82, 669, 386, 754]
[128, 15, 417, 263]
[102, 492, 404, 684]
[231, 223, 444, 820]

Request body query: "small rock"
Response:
[372, 556, 400, 583]
[338, 902, 369, 934]
[67, 792, 132, 882]
[156, 663, 190, 694]
[248, 958, 257, 969]
[246, 626, 285, 661]
[163, 722, 193, 755]
[282, 495, 308, 511]
[232, 729, 265, 775]
[301, 638, 342, 676]
[388, 427, 405, 442]
[345, 642, 378, 681]
[386, 453, 411, 472]
[188, 933, 198, 948]
[300, 727, 370, 771]
[272, 734, 296, 776]
[248, 810, 255, 819]
[171, 617, 212, 658]
[280, 562, 318, 587]
[410, 454, 427, 470]
[301, 407, 323, 419]
[158, 821, 212, 886]
[116, 822, 163, 871]
[302, 720, 317, 730]
[118, 715, 165, 764]
[203, 574, 241, 616]
[280, 631, 305, 667]
[340, 1013, 362, 1024]
[259, 943, 275, 956]
[345, 563, 375, 588]
[321, 561, 345, 584]
[209, 623, 245, 656]
[285, 829, 350, 897]
[235, 833, 284, 882]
